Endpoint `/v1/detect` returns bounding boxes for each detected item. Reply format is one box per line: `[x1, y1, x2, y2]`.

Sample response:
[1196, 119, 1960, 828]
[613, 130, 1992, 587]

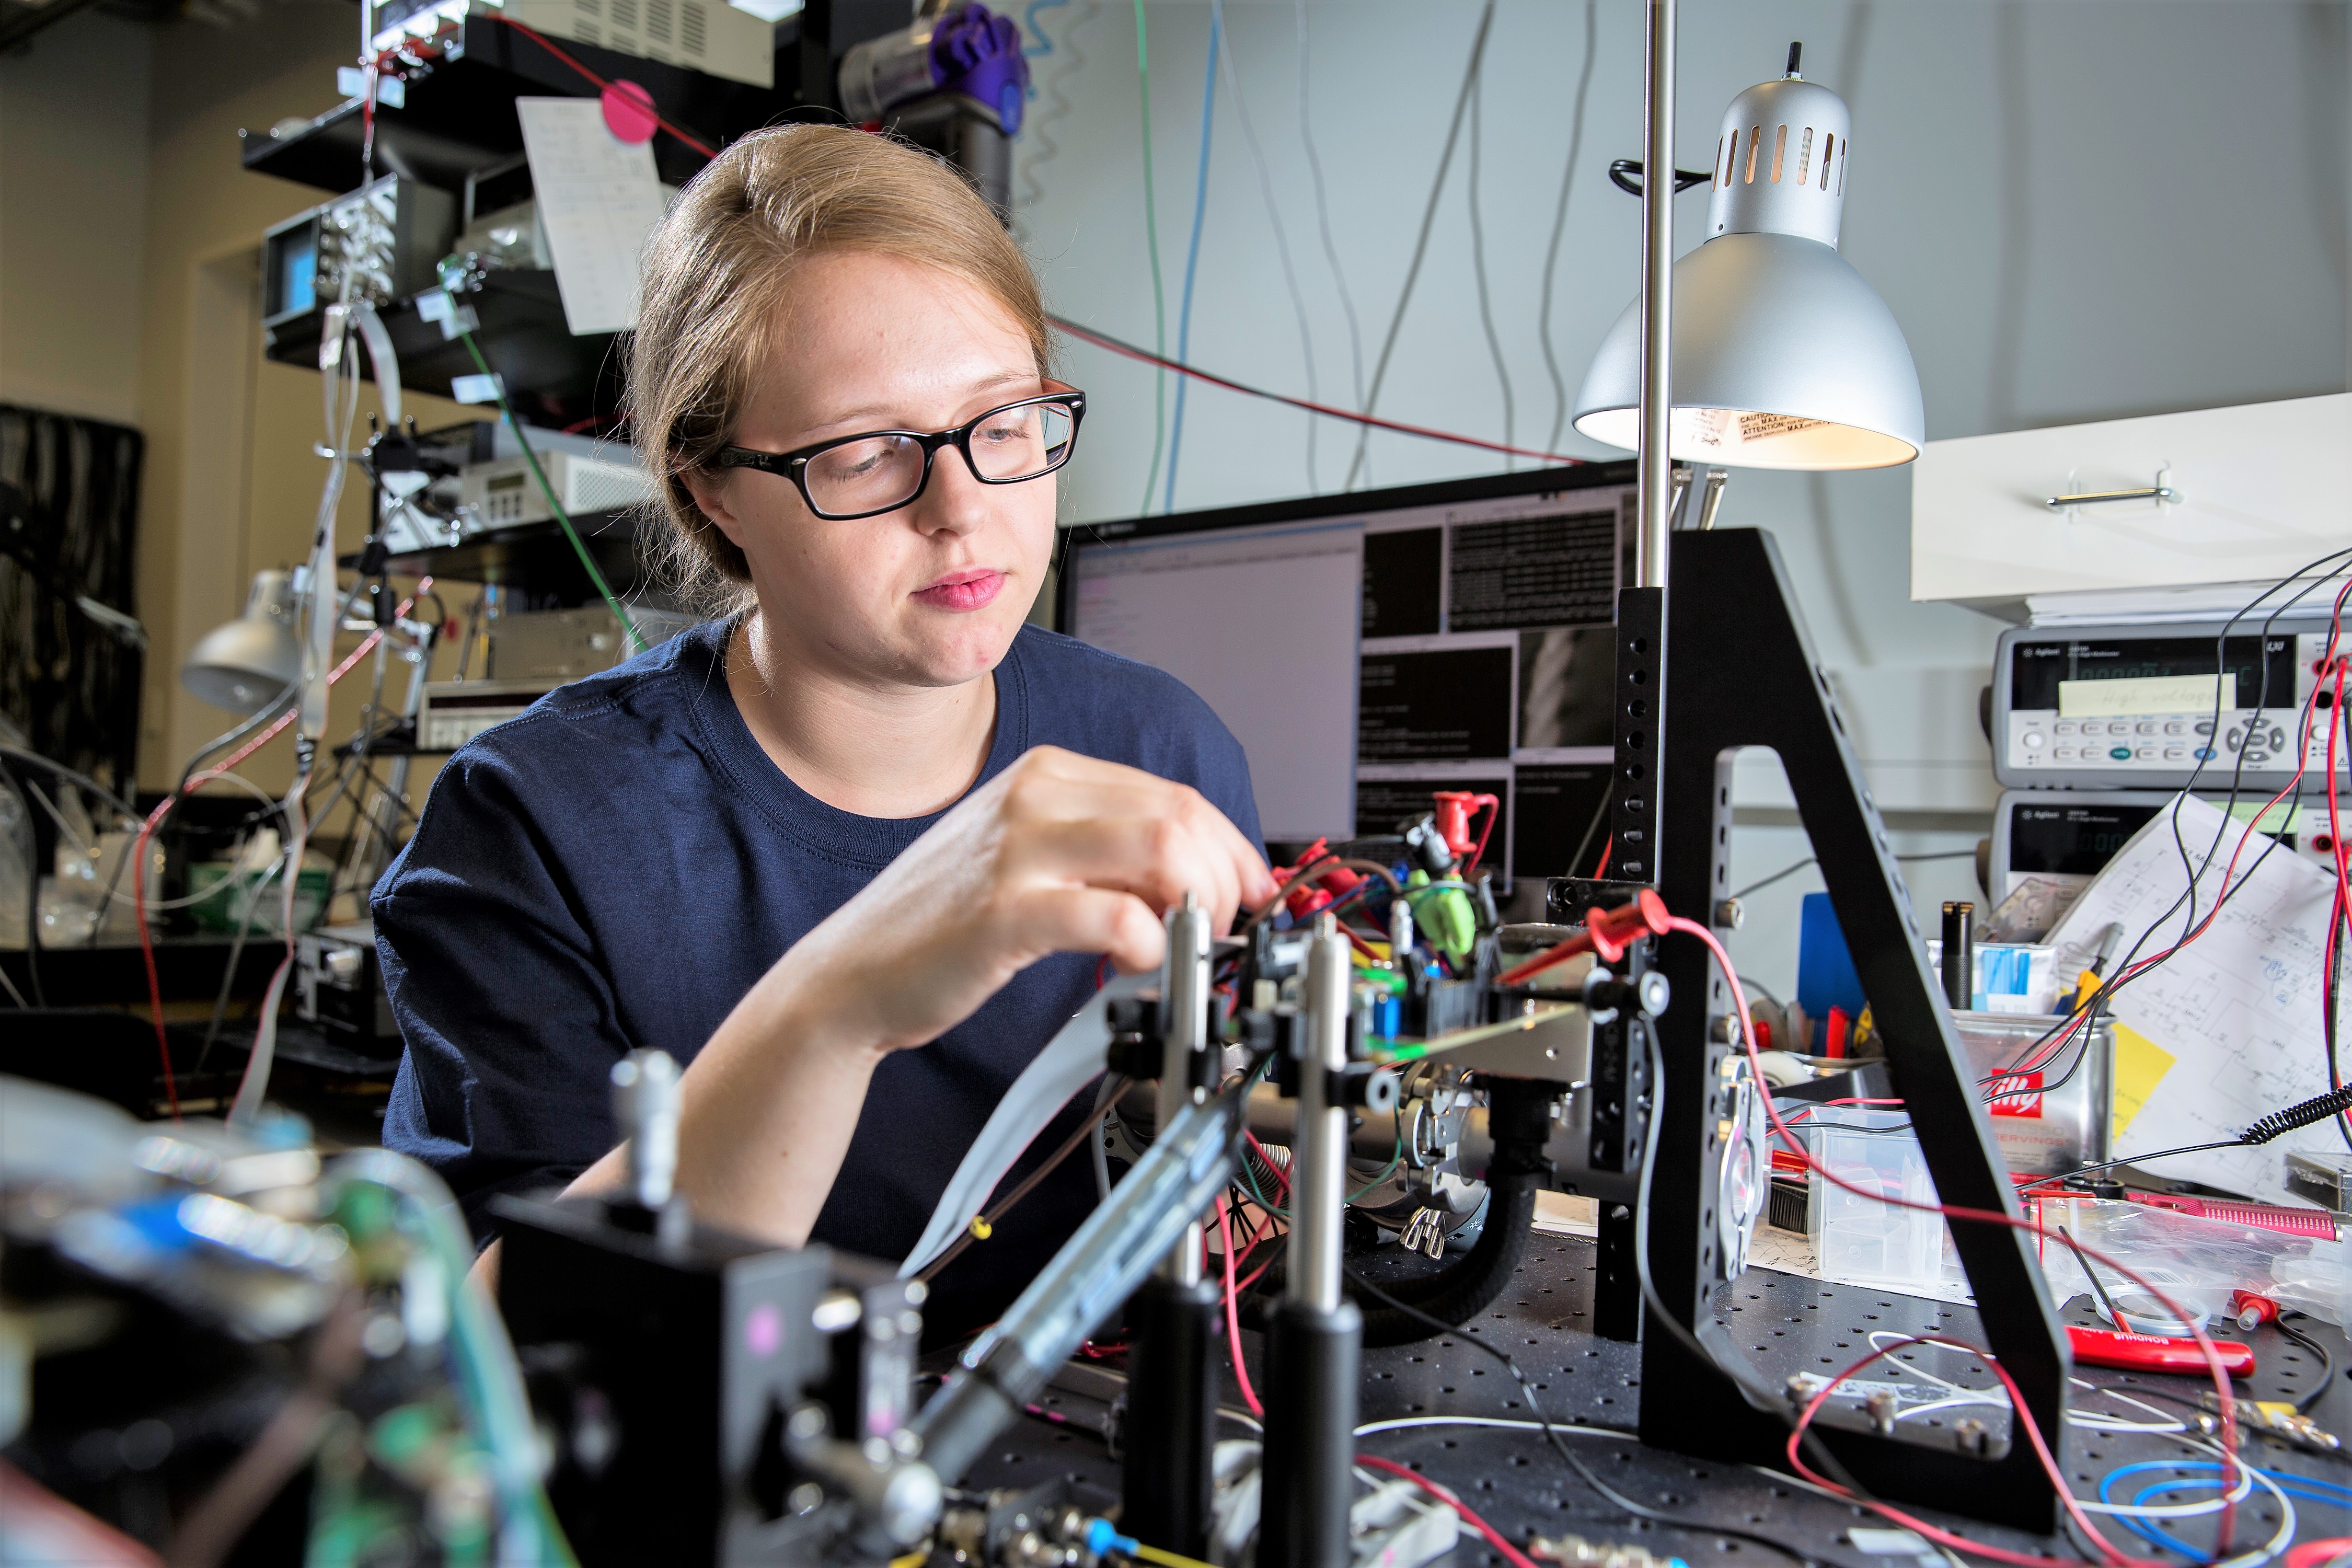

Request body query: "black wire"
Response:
[1727, 850, 1976, 905]
[2057, 1139, 2245, 1181]
[0, 758, 44, 1006]
[1344, 1266, 1817, 1566]
[916, 1076, 1133, 1284]
[2279, 1314, 2334, 1417]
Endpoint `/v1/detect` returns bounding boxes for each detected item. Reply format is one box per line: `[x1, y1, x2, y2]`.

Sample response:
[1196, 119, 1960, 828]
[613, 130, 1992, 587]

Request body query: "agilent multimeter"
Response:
[1991, 618, 2351, 791]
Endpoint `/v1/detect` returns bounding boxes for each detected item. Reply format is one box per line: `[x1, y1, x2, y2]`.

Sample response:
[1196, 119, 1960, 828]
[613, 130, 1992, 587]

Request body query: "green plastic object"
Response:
[1408, 869, 1477, 960]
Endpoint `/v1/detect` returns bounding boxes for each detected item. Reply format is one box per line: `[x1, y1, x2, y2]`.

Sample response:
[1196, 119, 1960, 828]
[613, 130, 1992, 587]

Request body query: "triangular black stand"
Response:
[1630, 528, 2068, 1532]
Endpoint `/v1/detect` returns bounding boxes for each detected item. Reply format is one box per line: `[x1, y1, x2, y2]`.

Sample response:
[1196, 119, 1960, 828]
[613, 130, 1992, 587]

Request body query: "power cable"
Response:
[1341, 0, 1496, 492]
[1130, 0, 1169, 516]
[1210, 0, 1320, 493]
[1539, 0, 1600, 456]
[1161, 4, 1219, 514]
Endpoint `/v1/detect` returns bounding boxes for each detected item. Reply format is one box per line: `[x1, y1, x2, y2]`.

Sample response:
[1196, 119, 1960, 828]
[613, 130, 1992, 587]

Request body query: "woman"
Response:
[375, 125, 1274, 1331]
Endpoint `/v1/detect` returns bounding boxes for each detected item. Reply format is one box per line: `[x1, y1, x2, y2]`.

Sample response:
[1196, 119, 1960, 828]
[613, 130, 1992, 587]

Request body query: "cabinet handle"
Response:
[2045, 473, 2184, 512]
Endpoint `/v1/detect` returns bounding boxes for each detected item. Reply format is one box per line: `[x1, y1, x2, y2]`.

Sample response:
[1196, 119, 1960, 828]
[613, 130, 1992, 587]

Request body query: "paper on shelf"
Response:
[515, 97, 667, 336]
[2044, 791, 2341, 1204]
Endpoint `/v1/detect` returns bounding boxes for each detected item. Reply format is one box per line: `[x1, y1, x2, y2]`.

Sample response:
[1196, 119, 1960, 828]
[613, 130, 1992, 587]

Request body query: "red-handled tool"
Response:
[1497, 890, 1673, 985]
[2068, 1325, 2254, 1376]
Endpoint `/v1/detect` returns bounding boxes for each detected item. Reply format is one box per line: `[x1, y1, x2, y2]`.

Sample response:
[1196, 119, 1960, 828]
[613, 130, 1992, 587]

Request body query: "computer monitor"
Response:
[1055, 462, 1637, 887]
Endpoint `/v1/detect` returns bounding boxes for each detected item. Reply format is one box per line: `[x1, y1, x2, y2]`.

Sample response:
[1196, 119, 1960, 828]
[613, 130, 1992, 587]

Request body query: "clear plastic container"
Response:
[1806, 1107, 1974, 1303]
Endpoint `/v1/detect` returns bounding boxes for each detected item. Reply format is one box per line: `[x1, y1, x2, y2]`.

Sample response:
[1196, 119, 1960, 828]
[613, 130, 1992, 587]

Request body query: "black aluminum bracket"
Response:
[1633, 528, 2068, 1534]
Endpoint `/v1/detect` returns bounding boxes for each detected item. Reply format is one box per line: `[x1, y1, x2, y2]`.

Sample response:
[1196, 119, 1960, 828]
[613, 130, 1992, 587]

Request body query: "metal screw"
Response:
[1714, 897, 1745, 930]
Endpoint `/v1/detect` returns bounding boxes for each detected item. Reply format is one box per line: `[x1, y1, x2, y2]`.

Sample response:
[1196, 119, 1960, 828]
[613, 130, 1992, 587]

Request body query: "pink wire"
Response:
[1215, 1197, 1263, 1419]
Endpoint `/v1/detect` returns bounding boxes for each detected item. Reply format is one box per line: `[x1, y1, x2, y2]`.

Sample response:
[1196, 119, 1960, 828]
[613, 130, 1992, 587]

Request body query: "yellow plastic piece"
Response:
[969, 1215, 993, 1241]
[2109, 1021, 2177, 1142]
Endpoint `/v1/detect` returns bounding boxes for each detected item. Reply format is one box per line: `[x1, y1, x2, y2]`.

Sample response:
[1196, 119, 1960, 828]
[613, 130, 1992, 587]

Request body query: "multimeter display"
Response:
[2008, 636, 2296, 712]
[2007, 801, 2166, 875]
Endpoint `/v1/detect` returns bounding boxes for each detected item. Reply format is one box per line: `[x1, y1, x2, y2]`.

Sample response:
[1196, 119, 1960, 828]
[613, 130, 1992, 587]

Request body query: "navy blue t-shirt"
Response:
[374, 618, 1260, 1331]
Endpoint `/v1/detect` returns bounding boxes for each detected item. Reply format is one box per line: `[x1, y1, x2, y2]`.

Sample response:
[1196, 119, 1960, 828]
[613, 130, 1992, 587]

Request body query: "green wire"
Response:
[453, 328, 647, 653]
[1132, 0, 1168, 516]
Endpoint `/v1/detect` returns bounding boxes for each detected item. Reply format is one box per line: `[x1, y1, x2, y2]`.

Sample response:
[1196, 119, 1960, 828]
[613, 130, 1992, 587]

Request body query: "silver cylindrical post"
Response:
[1289, 914, 1351, 1312]
[1157, 891, 1210, 1286]
[612, 1050, 682, 1211]
[1636, 0, 1677, 591]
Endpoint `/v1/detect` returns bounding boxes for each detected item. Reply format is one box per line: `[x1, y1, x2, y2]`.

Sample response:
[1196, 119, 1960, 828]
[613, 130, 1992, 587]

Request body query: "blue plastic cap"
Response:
[1085, 1518, 1137, 1557]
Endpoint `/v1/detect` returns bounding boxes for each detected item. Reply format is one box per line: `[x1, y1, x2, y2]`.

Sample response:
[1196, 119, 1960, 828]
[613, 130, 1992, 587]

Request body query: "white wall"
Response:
[1016, 0, 2352, 991]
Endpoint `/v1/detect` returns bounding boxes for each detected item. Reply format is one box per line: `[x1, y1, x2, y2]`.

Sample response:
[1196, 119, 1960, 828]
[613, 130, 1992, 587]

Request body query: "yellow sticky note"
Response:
[2109, 1021, 2177, 1141]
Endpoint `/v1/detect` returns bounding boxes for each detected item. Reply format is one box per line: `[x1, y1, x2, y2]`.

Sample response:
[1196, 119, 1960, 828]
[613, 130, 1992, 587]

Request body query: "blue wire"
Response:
[1022, 0, 1069, 91]
[1160, 6, 1218, 515]
[2095, 1460, 2346, 1562]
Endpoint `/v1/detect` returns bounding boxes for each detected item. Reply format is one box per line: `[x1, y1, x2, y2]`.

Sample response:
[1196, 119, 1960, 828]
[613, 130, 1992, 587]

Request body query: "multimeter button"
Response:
[2108, 746, 2133, 760]
[2226, 728, 2244, 748]
[2164, 722, 2186, 736]
[2271, 729, 2287, 750]
[2056, 721, 2078, 736]
[2137, 721, 2158, 735]
[2196, 746, 2217, 760]
[2195, 720, 2215, 735]
[2136, 746, 2158, 759]
[2246, 751, 2272, 764]
[2022, 731, 2045, 750]
[2164, 747, 2186, 760]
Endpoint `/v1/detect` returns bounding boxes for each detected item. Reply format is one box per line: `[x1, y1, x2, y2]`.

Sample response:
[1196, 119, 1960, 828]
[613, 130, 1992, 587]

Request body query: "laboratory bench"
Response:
[965, 1234, 2352, 1566]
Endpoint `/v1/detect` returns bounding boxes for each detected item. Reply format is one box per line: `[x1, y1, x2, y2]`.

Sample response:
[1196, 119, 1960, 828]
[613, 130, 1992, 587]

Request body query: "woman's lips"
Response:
[913, 568, 1005, 613]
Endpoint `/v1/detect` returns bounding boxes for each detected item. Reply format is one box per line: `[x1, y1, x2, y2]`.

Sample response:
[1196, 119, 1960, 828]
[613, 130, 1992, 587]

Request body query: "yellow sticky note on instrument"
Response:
[2109, 1021, 2177, 1141]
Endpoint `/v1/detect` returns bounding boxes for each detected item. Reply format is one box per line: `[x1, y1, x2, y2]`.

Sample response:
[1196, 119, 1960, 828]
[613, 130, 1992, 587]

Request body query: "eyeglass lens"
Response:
[803, 400, 1076, 515]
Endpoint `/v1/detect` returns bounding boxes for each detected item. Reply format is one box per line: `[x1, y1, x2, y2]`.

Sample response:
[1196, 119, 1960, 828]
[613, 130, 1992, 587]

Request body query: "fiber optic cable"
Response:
[1465, 52, 1514, 471]
[1161, 5, 1218, 514]
[1295, 0, 1364, 441]
[1341, 0, 1495, 492]
[1131, 0, 1169, 517]
[448, 316, 645, 653]
[1540, 1, 1599, 456]
[1209, 0, 1319, 492]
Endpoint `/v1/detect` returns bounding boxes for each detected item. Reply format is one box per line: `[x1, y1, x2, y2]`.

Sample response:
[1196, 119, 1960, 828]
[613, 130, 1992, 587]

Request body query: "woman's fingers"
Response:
[1000, 883, 1167, 975]
[1009, 814, 1249, 929]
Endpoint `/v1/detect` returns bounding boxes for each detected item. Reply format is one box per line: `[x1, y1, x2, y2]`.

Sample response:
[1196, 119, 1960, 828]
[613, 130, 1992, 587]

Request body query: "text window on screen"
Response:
[1069, 521, 1363, 843]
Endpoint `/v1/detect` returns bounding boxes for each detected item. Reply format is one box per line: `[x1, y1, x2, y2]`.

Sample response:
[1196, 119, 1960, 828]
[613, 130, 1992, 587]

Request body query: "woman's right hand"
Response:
[768, 744, 1276, 1057]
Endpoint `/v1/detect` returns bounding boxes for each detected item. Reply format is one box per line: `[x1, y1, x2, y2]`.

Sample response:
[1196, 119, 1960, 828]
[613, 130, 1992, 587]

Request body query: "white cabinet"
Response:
[1910, 393, 2352, 621]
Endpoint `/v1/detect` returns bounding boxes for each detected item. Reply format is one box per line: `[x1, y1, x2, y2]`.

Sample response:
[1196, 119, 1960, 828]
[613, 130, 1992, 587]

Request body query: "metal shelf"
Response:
[239, 16, 820, 198]
[264, 268, 621, 426]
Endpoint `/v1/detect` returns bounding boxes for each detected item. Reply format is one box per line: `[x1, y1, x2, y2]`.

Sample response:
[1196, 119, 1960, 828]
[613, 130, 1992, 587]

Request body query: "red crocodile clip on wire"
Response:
[1496, 889, 1673, 985]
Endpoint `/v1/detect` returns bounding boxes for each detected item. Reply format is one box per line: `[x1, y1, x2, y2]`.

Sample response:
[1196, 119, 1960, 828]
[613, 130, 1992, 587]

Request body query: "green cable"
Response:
[1132, 0, 1168, 516]
[454, 328, 647, 654]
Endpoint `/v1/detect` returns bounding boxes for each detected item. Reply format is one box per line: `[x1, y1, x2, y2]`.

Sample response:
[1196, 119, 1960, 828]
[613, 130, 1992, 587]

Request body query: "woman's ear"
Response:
[679, 469, 751, 552]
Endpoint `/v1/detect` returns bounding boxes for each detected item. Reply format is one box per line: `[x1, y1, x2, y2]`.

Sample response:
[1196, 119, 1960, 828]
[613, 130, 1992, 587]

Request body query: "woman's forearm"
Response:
[561, 960, 889, 1248]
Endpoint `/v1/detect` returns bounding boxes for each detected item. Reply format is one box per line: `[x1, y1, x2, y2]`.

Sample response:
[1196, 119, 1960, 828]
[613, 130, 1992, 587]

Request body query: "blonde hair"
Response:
[628, 125, 1051, 614]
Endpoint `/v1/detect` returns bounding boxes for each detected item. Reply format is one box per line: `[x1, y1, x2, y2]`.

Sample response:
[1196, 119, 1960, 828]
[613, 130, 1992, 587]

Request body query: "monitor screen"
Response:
[1060, 465, 1635, 883]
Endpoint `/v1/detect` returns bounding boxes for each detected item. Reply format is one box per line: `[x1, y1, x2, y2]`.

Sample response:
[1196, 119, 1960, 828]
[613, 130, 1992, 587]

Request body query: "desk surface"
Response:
[963, 1235, 2351, 1565]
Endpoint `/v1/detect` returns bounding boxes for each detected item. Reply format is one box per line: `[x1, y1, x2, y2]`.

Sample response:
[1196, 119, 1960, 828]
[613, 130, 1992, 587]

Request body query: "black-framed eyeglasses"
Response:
[711, 389, 1087, 522]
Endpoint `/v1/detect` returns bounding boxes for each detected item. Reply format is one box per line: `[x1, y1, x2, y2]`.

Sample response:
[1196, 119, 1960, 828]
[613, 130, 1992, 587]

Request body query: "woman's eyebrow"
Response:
[810, 374, 1041, 431]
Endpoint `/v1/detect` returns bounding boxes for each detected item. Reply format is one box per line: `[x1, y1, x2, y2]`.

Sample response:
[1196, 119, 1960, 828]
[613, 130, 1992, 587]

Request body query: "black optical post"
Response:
[1606, 527, 2069, 1531]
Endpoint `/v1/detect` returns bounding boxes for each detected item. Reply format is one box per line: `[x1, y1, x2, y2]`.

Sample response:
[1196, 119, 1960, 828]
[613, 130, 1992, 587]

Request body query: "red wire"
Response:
[478, 15, 721, 159]
[1663, 913, 2246, 1528]
[1352, 1455, 1540, 1568]
[1047, 316, 1586, 468]
[1215, 1197, 1264, 1419]
[1593, 838, 1611, 879]
[132, 579, 436, 1114]
[1782, 1335, 2152, 1568]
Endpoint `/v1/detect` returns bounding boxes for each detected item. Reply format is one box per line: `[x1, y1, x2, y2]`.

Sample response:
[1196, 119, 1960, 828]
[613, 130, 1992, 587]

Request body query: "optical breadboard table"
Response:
[958, 1234, 2352, 1565]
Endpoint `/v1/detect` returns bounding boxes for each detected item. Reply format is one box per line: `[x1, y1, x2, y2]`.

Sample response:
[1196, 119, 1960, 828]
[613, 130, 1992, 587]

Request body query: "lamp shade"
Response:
[181, 569, 303, 716]
[1573, 62, 1923, 470]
